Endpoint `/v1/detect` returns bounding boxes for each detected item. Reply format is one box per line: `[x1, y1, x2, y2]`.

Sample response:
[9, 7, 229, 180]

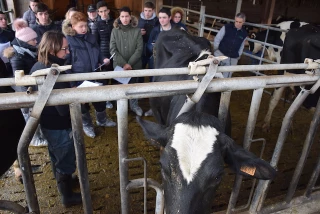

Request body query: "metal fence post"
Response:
[117, 99, 129, 214]
[199, 5, 206, 37]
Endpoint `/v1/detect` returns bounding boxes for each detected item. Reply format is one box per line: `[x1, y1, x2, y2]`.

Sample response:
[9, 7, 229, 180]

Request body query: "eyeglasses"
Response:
[60, 47, 69, 53]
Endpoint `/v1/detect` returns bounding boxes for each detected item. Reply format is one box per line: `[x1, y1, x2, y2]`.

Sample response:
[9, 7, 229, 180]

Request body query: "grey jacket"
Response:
[110, 16, 143, 70]
[22, 7, 36, 27]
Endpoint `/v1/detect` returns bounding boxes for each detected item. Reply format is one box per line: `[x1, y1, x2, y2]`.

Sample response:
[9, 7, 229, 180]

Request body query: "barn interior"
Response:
[1, 0, 320, 214]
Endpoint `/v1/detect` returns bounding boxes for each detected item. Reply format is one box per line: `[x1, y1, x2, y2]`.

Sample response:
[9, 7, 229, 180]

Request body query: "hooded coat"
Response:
[171, 7, 187, 31]
[110, 16, 143, 70]
[62, 19, 103, 87]
[31, 20, 61, 43]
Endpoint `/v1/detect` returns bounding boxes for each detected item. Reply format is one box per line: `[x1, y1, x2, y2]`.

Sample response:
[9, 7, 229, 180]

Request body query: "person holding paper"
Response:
[63, 11, 116, 138]
[110, 6, 144, 116]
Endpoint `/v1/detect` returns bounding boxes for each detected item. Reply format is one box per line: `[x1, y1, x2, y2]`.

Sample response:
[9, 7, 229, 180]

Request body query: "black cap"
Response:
[87, 4, 97, 12]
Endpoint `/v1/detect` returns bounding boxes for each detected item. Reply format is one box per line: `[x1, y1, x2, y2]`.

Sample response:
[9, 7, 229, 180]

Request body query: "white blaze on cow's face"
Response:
[171, 123, 219, 184]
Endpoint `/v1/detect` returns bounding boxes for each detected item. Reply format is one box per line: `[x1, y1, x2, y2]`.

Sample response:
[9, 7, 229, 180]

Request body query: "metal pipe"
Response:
[249, 78, 320, 213]
[0, 63, 318, 87]
[218, 91, 231, 132]
[117, 99, 129, 214]
[305, 152, 320, 197]
[0, 200, 27, 214]
[0, 74, 319, 110]
[124, 157, 148, 214]
[17, 117, 40, 213]
[227, 88, 264, 213]
[69, 103, 93, 214]
[127, 178, 164, 214]
[285, 97, 320, 202]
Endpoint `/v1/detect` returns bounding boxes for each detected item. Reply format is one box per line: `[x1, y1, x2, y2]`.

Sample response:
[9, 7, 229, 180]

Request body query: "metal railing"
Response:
[1, 61, 320, 213]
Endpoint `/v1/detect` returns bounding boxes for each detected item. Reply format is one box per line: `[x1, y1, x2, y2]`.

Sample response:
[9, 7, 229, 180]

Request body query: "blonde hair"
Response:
[65, 7, 77, 20]
[70, 11, 87, 26]
[38, 31, 65, 65]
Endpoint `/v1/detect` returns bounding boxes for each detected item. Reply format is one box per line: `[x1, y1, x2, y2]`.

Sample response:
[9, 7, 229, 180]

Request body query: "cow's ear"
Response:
[136, 116, 168, 148]
[218, 133, 277, 180]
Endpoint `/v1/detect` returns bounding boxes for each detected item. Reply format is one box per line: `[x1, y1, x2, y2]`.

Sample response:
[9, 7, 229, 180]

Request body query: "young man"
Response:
[31, 3, 61, 43]
[87, 4, 98, 35]
[23, 0, 39, 27]
[95, 1, 114, 109]
[137, 2, 159, 69]
[213, 12, 247, 78]
[147, 8, 172, 69]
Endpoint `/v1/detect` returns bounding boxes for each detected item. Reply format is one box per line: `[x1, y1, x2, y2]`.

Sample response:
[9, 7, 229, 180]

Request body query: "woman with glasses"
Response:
[29, 30, 82, 207]
[62, 11, 116, 138]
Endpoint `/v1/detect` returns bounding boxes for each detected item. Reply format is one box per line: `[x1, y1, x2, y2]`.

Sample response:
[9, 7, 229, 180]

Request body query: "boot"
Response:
[56, 172, 82, 207]
[51, 161, 79, 188]
[82, 112, 96, 138]
[144, 109, 153, 117]
[129, 99, 143, 116]
[95, 110, 116, 127]
[106, 101, 113, 109]
[30, 126, 48, 147]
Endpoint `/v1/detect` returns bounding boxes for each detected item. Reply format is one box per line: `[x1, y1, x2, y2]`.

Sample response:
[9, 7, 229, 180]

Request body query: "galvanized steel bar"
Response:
[124, 157, 148, 214]
[117, 99, 129, 214]
[69, 103, 93, 214]
[0, 63, 318, 87]
[250, 78, 320, 213]
[0, 74, 319, 110]
[218, 91, 231, 132]
[127, 178, 164, 214]
[285, 97, 320, 203]
[227, 88, 264, 213]
[305, 152, 320, 197]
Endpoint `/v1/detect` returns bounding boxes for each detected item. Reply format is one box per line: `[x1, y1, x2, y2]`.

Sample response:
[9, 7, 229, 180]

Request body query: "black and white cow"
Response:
[0, 60, 25, 177]
[137, 27, 276, 214]
[248, 21, 308, 63]
[263, 24, 320, 131]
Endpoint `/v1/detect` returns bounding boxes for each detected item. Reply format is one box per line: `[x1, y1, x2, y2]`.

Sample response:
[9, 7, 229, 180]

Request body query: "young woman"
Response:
[62, 11, 116, 138]
[171, 7, 187, 31]
[110, 6, 143, 116]
[30, 31, 82, 207]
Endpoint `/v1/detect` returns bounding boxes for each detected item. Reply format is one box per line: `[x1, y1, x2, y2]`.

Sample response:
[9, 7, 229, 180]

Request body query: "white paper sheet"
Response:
[113, 66, 131, 84]
[77, 80, 103, 88]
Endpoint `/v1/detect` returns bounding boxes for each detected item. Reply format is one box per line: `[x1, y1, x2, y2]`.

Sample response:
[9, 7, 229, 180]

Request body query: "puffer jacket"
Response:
[22, 7, 36, 27]
[95, 16, 114, 59]
[62, 19, 102, 87]
[30, 54, 71, 130]
[31, 20, 61, 43]
[0, 27, 14, 43]
[3, 38, 37, 77]
[88, 18, 98, 35]
[110, 16, 143, 70]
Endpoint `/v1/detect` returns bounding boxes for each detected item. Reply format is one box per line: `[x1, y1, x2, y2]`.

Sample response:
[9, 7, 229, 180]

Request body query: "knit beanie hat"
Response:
[13, 18, 37, 42]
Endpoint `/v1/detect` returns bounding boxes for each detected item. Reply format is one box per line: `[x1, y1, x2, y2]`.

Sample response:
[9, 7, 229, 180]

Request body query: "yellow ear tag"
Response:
[240, 166, 256, 176]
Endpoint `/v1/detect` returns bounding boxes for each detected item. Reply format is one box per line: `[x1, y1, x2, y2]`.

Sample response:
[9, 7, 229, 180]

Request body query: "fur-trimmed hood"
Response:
[62, 19, 76, 36]
[171, 7, 185, 20]
[113, 15, 138, 29]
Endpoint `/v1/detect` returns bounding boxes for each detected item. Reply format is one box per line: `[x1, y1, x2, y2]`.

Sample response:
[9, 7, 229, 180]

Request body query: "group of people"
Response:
[0, 0, 248, 209]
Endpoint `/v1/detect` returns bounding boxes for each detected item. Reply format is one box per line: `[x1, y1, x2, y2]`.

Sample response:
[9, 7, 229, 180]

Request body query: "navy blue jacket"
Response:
[32, 21, 61, 43]
[95, 16, 114, 59]
[0, 28, 14, 43]
[218, 23, 247, 58]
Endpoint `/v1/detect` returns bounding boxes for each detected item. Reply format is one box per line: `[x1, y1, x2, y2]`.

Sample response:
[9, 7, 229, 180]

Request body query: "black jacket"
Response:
[95, 16, 114, 59]
[0, 27, 14, 43]
[3, 38, 37, 76]
[88, 18, 98, 35]
[30, 55, 72, 130]
[31, 21, 61, 43]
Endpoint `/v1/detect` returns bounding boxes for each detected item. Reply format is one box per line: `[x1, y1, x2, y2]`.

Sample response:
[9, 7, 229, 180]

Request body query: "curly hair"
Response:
[70, 11, 87, 26]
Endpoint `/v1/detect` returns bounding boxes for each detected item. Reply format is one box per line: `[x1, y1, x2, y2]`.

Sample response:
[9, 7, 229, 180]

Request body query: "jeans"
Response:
[42, 128, 76, 175]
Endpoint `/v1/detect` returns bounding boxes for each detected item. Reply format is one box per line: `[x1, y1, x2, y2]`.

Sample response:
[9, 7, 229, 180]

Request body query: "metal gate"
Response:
[1, 60, 320, 213]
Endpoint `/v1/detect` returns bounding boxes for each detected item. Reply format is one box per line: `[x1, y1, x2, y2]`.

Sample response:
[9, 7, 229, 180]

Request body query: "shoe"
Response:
[56, 172, 82, 207]
[96, 118, 116, 127]
[132, 106, 143, 116]
[144, 109, 153, 117]
[95, 110, 116, 127]
[83, 125, 95, 138]
[106, 101, 113, 109]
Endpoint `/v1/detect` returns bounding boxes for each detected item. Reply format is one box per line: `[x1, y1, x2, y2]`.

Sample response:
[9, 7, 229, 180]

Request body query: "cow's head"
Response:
[137, 112, 276, 214]
[154, 26, 212, 69]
